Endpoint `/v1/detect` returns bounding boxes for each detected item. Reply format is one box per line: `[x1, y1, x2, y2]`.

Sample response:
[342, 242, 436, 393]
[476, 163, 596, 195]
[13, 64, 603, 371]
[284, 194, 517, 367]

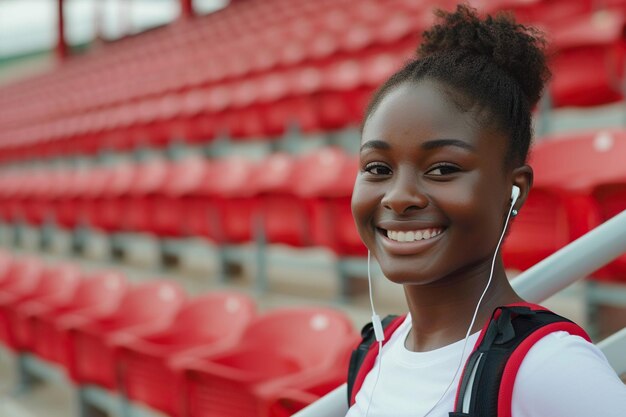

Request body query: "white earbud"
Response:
[511, 185, 520, 207]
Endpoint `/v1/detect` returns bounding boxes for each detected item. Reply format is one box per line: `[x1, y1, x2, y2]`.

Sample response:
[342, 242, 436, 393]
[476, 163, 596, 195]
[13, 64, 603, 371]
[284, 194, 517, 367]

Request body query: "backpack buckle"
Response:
[494, 306, 536, 345]
[480, 306, 537, 349]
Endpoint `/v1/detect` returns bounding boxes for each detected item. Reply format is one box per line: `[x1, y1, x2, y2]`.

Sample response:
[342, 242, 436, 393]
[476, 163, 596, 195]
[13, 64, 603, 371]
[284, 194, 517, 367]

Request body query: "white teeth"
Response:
[384, 228, 443, 242]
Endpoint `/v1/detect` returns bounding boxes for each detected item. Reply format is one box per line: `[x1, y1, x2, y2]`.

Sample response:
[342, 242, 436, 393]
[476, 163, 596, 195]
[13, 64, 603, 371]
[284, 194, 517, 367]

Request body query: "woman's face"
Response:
[352, 80, 517, 286]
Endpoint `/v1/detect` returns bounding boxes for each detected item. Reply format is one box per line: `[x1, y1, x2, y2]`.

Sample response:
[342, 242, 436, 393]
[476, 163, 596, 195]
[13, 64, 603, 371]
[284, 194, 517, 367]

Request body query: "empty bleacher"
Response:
[0, 0, 625, 416]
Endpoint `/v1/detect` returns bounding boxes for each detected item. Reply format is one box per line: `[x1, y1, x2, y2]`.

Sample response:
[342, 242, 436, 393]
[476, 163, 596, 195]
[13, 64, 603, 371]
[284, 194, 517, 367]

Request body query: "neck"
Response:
[403, 256, 522, 352]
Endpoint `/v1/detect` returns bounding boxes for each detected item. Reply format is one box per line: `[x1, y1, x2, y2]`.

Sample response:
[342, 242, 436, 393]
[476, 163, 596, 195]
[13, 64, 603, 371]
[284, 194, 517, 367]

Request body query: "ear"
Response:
[511, 165, 533, 212]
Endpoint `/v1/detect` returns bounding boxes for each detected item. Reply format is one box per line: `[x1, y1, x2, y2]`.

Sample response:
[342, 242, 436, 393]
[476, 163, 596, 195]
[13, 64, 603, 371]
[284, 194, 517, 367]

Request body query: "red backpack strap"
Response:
[347, 314, 406, 406]
[450, 302, 590, 417]
[496, 316, 590, 417]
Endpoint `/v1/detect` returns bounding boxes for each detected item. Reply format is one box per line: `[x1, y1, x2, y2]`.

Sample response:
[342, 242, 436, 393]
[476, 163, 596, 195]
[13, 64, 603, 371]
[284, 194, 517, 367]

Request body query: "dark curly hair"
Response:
[365, 4, 551, 168]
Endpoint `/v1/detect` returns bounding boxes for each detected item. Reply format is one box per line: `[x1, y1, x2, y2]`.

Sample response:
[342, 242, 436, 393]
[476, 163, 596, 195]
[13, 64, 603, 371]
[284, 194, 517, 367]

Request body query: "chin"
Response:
[377, 262, 441, 286]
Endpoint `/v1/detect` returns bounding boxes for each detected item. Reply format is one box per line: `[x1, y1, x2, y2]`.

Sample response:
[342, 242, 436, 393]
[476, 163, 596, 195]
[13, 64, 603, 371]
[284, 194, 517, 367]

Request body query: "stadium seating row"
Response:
[2, 1, 626, 162]
[0, 251, 358, 417]
[0, 130, 624, 281]
[0, 147, 367, 256]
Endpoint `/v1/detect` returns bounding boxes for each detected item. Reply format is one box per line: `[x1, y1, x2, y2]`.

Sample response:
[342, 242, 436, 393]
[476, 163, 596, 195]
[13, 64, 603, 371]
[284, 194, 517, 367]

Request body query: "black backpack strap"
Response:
[450, 304, 590, 417]
[347, 314, 402, 406]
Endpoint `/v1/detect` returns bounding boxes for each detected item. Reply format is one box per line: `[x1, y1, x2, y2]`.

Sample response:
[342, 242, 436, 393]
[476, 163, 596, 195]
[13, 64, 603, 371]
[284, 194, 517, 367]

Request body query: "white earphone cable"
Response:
[365, 250, 383, 417]
[419, 198, 517, 417]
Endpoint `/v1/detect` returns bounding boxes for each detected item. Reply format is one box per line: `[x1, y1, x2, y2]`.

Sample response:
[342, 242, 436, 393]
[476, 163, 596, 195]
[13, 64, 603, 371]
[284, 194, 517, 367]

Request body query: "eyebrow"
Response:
[421, 138, 476, 152]
[359, 138, 476, 153]
[359, 140, 390, 153]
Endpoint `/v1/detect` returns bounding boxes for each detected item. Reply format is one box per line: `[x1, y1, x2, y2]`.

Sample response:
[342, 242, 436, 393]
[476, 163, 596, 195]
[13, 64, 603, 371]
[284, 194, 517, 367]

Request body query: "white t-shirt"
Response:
[346, 314, 626, 417]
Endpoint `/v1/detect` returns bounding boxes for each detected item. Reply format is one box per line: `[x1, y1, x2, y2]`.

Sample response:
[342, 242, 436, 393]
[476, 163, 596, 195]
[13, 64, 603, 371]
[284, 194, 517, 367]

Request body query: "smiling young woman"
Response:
[353, 79, 526, 350]
[346, 4, 626, 417]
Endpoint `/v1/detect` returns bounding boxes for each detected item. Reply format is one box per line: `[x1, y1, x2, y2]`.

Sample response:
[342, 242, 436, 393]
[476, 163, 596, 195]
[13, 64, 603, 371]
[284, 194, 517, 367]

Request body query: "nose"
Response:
[381, 169, 428, 214]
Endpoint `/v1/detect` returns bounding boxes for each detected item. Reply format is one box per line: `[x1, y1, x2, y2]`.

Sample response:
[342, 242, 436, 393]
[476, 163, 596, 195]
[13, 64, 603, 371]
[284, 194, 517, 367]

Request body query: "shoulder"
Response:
[512, 331, 626, 417]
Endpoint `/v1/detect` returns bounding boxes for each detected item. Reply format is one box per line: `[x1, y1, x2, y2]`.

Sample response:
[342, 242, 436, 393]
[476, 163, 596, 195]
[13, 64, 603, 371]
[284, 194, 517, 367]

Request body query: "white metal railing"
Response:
[294, 209, 626, 417]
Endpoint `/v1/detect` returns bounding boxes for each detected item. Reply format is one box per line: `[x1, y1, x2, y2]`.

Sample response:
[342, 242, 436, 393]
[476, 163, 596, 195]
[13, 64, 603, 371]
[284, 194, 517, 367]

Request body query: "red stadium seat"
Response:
[160, 156, 221, 240]
[260, 337, 358, 417]
[0, 251, 14, 284]
[32, 270, 128, 368]
[116, 292, 256, 417]
[54, 170, 81, 229]
[70, 168, 97, 227]
[177, 307, 356, 417]
[20, 171, 52, 226]
[81, 166, 115, 230]
[591, 183, 626, 282]
[503, 129, 626, 271]
[125, 158, 172, 234]
[256, 148, 364, 254]
[180, 89, 217, 144]
[502, 186, 597, 271]
[97, 163, 136, 232]
[469, 0, 592, 25]
[207, 157, 260, 244]
[148, 157, 198, 238]
[0, 173, 24, 222]
[548, 11, 626, 107]
[0, 257, 44, 301]
[294, 148, 366, 255]
[8, 172, 29, 223]
[67, 281, 185, 388]
[0, 262, 81, 351]
[10, 263, 82, 351]
[0, 258, 43, 307]
[255, 153, 311, 247]
[270, 96, 322, 135]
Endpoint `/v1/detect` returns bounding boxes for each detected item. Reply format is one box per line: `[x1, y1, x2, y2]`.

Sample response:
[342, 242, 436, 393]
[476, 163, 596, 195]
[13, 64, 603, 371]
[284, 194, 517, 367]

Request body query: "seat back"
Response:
[0, 257, 45, 297]
[592, 183, 626, 280]
[503, 187, 573, 271]
[112, 280, 186, 327]
[99, 163, 136, 232]
[31, 263, 82, 300]
[242, 308, 356, 369]
[293, 147, 353, 199]
[71, 270, 128, 310]
[325, 197, 368, 256]
[168, 292, 256, 344]
[127, 159, 171, 233]
[593, 183, 626, 221]
[549, 12, 625, 107]
[295, 149, 359, 252]
[207, 157, 260, 243]
[264, 336, 360, 417]
[0, 251, 14, 285]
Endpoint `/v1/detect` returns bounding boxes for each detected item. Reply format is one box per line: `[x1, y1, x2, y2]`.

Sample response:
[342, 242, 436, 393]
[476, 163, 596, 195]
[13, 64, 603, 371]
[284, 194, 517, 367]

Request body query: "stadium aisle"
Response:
[0, 349, 73, 417]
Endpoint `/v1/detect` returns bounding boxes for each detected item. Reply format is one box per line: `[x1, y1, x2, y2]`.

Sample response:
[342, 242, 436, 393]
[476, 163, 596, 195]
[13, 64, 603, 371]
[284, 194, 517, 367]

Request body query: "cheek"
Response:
[351, 179, 378, 234]
[430, 173, 487, 219]
[444, 182, 505, 248]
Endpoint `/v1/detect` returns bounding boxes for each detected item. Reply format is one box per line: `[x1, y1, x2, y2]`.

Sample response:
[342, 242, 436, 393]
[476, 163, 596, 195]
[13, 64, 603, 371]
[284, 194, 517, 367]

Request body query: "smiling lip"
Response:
[377, 227, 445, 256]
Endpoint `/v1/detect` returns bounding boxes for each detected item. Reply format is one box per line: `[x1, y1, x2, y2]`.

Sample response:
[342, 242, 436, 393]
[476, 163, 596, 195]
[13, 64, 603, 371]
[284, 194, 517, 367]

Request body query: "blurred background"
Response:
[0, 0, 624, 416]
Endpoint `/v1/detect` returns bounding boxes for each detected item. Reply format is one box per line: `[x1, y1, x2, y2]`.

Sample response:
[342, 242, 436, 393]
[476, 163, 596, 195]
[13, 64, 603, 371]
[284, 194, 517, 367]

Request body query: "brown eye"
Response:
[426, 164, 461, 176]
[364, 163, 392, 176]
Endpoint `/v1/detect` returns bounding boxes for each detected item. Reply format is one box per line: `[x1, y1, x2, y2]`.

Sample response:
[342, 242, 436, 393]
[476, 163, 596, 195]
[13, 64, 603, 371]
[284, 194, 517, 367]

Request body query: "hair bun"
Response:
[418, 4, 550, 106]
